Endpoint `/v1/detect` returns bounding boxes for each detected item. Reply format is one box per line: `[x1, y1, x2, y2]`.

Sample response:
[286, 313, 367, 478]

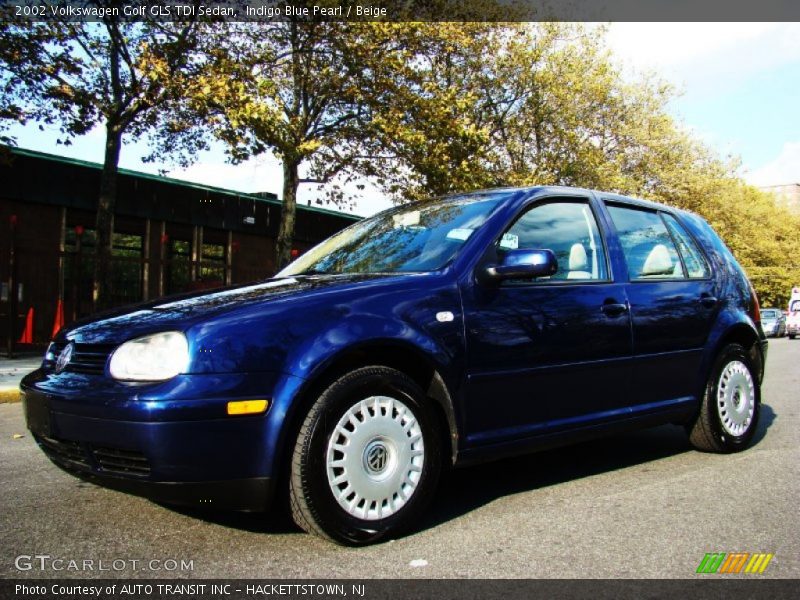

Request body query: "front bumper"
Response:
[39, 444, 272, 512]
[20, 369, 286, 512]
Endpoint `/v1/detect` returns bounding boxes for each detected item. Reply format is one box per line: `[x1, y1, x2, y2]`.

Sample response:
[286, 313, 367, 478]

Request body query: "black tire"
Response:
[289, 366, 442, 545]
[688, 343, 760, 453]
[790, 334, 796, 340]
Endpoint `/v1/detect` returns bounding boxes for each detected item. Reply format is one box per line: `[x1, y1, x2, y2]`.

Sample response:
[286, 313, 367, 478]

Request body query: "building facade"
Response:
[760, 183, 800, 214]
[0, 147, 360, 352]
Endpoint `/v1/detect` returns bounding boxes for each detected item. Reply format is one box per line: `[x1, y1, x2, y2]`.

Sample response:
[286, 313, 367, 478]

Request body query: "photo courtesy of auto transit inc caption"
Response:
[6, 581, 799, 599]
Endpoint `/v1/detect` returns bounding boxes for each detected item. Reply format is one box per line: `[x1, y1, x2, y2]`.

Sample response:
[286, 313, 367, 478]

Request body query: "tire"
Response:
[688, 343, 760, 453]
[289, 366, 442, 545]
[790, 334, 796, 340]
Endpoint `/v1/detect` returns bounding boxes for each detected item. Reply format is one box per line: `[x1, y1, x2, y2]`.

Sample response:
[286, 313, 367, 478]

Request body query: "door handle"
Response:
[601, 302, 628, 317]
[699, 294, 718, 308]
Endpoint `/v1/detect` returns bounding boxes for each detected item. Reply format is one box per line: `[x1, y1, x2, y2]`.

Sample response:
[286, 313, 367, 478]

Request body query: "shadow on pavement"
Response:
[424, 403, 776, 532]
[163, 403, 776, 538]
[752, 402, 776, 446]
[165, 503, 301, 535]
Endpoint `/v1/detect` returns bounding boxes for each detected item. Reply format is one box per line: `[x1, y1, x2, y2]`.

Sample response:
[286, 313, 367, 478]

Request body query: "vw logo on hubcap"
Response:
[55, 342, 74, 373]
[364, 440, 389, 474]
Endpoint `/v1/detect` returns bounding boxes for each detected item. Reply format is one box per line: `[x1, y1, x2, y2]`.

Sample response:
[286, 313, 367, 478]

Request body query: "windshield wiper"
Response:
[295, 268, 332, 276]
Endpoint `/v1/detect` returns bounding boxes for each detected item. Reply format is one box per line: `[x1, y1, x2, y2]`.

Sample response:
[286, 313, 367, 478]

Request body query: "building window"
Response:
[64, 229, 143, 312]
[201, 242, 225, 283]
[167, 239, 192, 294]
[111, 233, 144, 305]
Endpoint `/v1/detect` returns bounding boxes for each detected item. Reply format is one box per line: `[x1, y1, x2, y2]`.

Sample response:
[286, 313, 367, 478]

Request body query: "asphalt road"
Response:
[1, 339, 798, 579]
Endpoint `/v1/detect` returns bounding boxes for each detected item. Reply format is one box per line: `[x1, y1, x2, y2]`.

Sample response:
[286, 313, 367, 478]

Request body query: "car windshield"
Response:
[278, 193, 510, 276]
[761, 310, 778, 319]
[791, 300, 800, 312]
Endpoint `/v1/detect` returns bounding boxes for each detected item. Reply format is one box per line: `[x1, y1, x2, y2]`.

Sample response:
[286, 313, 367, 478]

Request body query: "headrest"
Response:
[641, 244, 673, 276]
[569, 243, 588, 271]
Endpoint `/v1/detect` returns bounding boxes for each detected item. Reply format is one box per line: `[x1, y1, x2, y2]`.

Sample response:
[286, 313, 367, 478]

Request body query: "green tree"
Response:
[0, 6, 208, 309]
[179, 21, 381, 269]
[373, 22, 800, 306]
[220, 20, 373, 269]
[176, 19, 513, 269]
[350, 22, 506, 199]
[355, 23, 670, 198]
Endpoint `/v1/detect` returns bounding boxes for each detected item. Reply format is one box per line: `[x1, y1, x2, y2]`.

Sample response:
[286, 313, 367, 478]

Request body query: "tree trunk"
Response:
[93, 122, 122, 311]
[275, 159, 300, 270]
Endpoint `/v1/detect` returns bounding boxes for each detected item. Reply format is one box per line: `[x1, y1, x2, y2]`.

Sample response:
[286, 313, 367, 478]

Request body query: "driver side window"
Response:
[499, 200, 609, 281]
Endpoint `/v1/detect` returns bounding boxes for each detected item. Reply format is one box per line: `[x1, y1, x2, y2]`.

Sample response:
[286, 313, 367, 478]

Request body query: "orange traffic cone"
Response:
[51, 299, 64, 339]
[18, 307, 34, 344]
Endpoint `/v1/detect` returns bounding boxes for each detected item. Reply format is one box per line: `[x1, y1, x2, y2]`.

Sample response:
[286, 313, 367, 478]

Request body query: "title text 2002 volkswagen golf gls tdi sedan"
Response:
[22, 187, 767, 545]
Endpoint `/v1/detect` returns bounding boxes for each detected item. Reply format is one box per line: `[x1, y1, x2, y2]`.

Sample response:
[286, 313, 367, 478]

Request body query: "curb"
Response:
[0, 389, 21, 403]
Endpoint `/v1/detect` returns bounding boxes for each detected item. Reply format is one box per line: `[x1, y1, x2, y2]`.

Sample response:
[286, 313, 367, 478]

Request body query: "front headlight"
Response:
[109, 331, 190, 381]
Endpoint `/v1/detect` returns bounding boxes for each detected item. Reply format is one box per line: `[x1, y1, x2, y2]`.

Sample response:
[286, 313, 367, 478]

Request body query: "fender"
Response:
[696, 308, 762, 401]
[264, 317, 465, 476]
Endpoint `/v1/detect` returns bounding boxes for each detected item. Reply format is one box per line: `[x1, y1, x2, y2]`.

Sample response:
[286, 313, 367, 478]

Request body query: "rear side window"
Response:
[662, 214, 710, 278]
[607, 205, 684, 279]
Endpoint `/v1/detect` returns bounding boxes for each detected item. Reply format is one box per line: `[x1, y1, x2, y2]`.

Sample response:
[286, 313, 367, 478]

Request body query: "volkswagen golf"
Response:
[22, 186, 767, 545]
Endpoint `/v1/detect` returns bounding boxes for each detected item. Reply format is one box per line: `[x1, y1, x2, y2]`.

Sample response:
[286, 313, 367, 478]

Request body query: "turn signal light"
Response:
[226, 399, 269, 416]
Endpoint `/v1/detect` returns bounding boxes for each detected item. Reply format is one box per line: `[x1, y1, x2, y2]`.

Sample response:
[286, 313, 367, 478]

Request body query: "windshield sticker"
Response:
[393, 211, 421, 228]
[446, 228, 474, 241]
[499, 233, 519, 250]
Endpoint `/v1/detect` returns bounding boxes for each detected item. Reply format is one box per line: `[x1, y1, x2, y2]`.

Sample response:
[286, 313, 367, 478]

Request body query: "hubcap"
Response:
[326, 396, 424, 521]
[717, 360, 755, 437]
[363, 439, 391, 475]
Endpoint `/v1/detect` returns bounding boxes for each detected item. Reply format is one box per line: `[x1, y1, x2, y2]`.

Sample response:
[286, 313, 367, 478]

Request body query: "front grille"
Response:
[69, 344, 115, 375]
[36, 435, 151, 478]
[93, 446, 151, 477]
[38, 435, 91, 470]
[45, 342, 115, 375]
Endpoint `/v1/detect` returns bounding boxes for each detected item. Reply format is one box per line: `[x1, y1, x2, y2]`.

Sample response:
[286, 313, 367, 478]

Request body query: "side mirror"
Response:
[485, 249, 558, 281]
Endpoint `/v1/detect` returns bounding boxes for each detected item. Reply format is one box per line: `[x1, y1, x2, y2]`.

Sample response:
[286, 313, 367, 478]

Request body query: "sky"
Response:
[6, 22, 800, 217]
[604, 23, 800, 187]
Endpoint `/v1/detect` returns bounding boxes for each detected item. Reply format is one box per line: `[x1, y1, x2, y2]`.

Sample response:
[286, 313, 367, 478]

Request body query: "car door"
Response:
[460, 196, 633, 446]
[604, 202, 718, 411]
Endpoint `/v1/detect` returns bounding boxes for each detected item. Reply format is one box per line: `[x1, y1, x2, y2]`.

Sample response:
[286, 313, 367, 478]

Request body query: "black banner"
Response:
[2, 579, 799, 600]
[3, 0, 800, 23]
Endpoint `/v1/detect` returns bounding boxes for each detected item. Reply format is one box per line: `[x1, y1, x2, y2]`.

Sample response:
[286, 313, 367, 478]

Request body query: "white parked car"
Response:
[787, 288, 800, 339]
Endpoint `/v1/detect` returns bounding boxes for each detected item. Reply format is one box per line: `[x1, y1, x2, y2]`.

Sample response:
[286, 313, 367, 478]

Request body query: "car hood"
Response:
[58, 273, 411, 345]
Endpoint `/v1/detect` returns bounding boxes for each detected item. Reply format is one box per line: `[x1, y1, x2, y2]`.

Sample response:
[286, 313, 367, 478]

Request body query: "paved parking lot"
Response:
[1, 339, 798, 579]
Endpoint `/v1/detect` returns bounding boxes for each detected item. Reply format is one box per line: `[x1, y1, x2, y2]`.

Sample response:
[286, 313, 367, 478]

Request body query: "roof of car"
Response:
[444, 185, 685, 214]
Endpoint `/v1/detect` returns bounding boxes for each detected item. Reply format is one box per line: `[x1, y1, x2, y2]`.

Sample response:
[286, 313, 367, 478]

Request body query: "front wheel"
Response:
[289, 366, 442, 545]
[688, 343, 760, 453]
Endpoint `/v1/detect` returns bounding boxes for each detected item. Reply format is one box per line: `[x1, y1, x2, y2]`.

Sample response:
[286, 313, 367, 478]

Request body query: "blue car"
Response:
[22, 187, 768, 545]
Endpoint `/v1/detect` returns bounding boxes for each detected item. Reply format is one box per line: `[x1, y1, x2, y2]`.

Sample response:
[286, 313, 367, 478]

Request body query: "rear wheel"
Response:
[688, 343, 760, 452]
[289, 366, 441, 545]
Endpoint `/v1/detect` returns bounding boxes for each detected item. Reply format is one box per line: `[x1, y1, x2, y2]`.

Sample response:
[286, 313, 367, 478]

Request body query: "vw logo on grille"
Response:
[55, 342, 74, 373]
[365, 442, 388, 473]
